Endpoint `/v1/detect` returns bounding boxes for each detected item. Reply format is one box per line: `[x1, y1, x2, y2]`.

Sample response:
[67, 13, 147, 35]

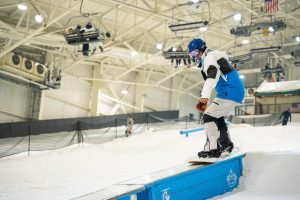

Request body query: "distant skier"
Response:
[187, 38, 245, 158]
[125, 115, 134, 137]
[279, 108, 292, 126]
[263, 63, 271, 81]
[274, 63, 285, 82]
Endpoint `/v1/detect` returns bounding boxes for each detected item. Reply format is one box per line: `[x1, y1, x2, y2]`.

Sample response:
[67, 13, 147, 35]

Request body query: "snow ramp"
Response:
[73, 154, 245, 200]
[216, 153, 300, 199]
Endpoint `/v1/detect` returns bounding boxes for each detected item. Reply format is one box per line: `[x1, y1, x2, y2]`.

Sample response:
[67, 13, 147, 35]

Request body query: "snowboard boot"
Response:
[198, 149, 222, 158]
[218, 139, 234, 154]
[198, 151, 210, 158]
[226, 141, 234, 153]
[216, 116, 234, 154]
[208, 149, 222, 158]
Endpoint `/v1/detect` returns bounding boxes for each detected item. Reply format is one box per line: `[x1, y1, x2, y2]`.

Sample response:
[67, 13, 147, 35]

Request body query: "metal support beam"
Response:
[109, 0, 174, 20]
[0, 20, 18, 34]
[156, 68, 184, 84]
[100, 93, 141, 110]
[44, 93, 90, 111]
[110, 75, 138, 114]
[0, 2, 80, 58]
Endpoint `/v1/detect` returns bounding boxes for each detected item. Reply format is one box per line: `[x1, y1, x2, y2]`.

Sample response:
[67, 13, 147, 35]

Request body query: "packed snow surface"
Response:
[1, 122, 300, 200]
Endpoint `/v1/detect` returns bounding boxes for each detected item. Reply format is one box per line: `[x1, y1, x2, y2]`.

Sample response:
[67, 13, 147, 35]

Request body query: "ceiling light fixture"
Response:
[17, 4, 27, 10]
[199, 26, 208, 32]
[130, 51, 138, 56]
[268, 26, 274, 32]
[121, 90, 128, 95]
[156, 43, 163, 50]
[241, 39, 249, 45]
[233, 13, 242, 21]
[169, 21, 209, 32]
[35, 15, 43, 23]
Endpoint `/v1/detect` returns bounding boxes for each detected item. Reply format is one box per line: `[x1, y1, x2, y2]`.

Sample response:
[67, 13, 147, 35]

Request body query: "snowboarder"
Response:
[187, 38, 245, 158]
[125, 115, 134, 137]
[279, 108, 292, 126]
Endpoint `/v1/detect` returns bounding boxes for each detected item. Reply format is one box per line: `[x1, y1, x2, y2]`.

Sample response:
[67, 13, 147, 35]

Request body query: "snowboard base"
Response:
[188, 160, 216, 165]
[188, 151, 237, 165]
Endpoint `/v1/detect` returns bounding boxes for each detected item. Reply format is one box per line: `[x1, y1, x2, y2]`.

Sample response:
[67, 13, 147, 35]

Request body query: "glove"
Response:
[196, 101, 207, 112]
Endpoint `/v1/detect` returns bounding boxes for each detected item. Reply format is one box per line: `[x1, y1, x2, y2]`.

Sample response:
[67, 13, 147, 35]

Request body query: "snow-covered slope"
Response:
[0, 123, 300, 200]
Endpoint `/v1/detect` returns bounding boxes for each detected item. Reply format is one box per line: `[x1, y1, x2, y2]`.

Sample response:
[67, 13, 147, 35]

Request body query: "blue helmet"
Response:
[187, 38, 207, 53]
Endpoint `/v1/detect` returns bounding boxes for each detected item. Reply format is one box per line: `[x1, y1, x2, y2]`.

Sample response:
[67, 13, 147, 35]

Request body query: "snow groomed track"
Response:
[74, 153, 245, 200]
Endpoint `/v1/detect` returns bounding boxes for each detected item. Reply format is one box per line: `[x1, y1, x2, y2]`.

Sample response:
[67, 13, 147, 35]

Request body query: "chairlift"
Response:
[64, 0, 111, 46]
[64, 16, 101, 45]
[168, 0, 211, 34]
[64, 0, 111, 56]
[162, 37, 190, 60]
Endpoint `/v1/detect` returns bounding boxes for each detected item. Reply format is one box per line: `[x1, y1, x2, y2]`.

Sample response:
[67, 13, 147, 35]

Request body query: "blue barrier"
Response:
[180, 127, 205, 137]
[74, 153, 245, 200]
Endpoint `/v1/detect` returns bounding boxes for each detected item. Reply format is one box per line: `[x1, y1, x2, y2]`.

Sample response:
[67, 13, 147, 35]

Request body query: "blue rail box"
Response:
[74, 153, 245, 200]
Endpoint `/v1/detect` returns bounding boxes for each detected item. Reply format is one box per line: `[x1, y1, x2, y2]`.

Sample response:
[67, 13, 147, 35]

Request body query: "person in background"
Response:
[187, 38, 245, 158]
[167, 47, 174, 66]
[274, 63, 284, 82]
[227, 115, 234, 123]
[233, 63, 238, 70]
[125, 115, 134, 137]
[263, 63, 271, 81]
[279, 108, 292, 126]
[175, 46, 183, 68]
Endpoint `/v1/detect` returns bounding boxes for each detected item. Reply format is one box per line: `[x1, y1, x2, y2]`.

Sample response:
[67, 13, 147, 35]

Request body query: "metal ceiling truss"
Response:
[0, 0, 299, 113]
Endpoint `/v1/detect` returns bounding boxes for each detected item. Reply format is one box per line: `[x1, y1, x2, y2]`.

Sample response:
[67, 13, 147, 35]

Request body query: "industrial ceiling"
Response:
[0, 0, 299, 95]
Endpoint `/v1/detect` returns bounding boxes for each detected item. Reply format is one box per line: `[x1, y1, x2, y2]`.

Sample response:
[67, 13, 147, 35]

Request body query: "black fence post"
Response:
[76, 121, 84, 146]
[115, 119, 118, 138]
[76, 121, 81, 145]
[28, 121, 31, 157]
[185, 115, 188, 129]
[80, 122, 84, 145]
[146, 113, 149, 131]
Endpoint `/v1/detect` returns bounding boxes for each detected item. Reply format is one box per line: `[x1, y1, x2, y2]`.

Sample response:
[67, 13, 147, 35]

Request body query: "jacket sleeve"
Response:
[201, 70, 207, 80]
[201, 55, 221, 99]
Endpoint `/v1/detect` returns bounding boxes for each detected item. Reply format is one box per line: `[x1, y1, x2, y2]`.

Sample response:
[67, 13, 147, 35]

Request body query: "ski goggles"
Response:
[189, 49, 200, 58]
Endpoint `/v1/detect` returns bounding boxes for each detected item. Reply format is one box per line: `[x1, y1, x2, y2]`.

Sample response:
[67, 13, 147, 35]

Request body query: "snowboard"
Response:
[188, 153, 229, 165]
[188, 148, 241, 165]
[188, 160, 216, 165]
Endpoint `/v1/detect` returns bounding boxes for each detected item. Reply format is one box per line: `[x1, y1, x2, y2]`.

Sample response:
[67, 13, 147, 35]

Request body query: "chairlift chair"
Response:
[64, 16, 101, 45]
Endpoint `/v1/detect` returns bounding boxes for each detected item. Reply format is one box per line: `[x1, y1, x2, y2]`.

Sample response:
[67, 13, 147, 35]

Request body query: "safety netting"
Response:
[230, 113, 283, 126]
[0, 111, 204, 158]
